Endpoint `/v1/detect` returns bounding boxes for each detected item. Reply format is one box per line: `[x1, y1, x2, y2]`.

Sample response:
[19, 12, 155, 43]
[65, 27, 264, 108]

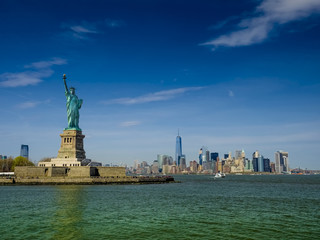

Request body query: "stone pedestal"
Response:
[57, 130, 86, 160]
[39, 130, 86, 167]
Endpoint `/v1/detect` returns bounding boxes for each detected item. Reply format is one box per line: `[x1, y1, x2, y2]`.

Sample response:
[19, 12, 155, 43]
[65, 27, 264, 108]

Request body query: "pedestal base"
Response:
[38, 129, 86, 167]
[39, 158, 82, 167]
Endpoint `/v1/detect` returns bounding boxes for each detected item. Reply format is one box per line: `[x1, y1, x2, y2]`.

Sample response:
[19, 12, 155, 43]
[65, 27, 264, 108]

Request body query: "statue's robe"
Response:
[65, 91, 83, 129]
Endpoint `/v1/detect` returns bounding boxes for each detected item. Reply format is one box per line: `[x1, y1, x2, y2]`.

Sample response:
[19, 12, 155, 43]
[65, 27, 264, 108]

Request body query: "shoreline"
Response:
[0, 175, 176, 185]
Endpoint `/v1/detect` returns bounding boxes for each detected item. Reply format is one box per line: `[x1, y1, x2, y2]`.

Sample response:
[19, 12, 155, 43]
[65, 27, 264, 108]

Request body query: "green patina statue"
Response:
[63, 74, 83, 131]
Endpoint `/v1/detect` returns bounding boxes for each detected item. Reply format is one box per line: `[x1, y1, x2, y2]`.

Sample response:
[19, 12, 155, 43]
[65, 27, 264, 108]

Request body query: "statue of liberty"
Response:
[63, 74, 83, 131]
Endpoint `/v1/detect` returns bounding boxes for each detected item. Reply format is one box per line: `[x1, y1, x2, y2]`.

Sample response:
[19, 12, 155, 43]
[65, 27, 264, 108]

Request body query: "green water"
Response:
[0, 175, 319, 239]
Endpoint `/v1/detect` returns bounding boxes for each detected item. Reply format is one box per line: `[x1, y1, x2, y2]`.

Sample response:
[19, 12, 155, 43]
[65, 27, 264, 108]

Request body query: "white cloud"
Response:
[18, 101, 40, 109]
[24, 57, 67, 69]
[102, 87, 204, 105]
[228, 90, 234, 97]
[61, 22, 99, 40]
[0, 71, 49, 87]
[0, 58, 67, 87]
[17, 99, 51, 109]
[63, 19, 125, 40]
[70, 25, 98, 34]
[202, 0, 320, 49]
[120, 121, 141, 127]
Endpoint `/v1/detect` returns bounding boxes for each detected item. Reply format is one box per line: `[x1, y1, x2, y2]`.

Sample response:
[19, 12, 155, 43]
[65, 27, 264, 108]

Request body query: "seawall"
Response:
[0, 176, 176, 185]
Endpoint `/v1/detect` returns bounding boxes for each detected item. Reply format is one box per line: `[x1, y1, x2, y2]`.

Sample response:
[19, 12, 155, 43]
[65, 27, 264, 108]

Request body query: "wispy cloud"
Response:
[70, 25, 98, 34]
[69, 25, 98, 39]
[17, 99, 51, 109]
[120, 121, 141, 127]
[102, 87, 204, 105]
[0, 70, 51, 87]
[228, 90, 234, 97]
[18, 101, 40, 109]
[0, 58, 67, 87]
[63, 19, 125, 40]
[24, 57, 67, 69]
[201, 0, 320, 49]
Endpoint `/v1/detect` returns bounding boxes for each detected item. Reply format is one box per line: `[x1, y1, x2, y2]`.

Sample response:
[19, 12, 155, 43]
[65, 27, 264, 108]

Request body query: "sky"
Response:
[0, 0, 320, 169]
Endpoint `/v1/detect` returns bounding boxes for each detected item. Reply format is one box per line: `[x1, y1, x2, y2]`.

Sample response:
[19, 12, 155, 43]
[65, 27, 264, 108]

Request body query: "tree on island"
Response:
[11, 156, 34, 171]
[38, 157, 52, 162]
[0, 157, 14, 172]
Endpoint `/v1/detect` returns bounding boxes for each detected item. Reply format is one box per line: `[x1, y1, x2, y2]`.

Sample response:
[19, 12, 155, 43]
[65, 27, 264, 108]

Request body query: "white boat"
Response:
[213, 172, 225, 179]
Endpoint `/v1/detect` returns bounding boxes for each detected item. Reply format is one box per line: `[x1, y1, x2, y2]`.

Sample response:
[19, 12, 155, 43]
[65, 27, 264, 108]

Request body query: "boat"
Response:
[213, 172, 225, 179]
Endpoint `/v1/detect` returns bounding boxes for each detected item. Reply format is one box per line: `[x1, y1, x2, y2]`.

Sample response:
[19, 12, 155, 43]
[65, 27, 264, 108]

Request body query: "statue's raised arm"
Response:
[63, 74, 69, 93]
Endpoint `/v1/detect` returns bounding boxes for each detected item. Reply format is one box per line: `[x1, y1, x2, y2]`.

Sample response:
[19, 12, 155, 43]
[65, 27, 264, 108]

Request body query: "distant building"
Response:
[180, 154, 186, 171]
[141, 161, 148, 168]
[157, 154, 164, 172]
[252, 157, 258, 172]
[175, 131, 182, 166]
[199, 146, 209, 166]
[189, 160, 198, 173]
[133, 160, 139, 170]
[263, 158, 271, 172]
[210, 152, 219, 161]
[205, 150, 210, 162]
[85, 160, 102, 167]
[270, 162, 276, 172]
[275, 151, 289, 173]
[241, 150, 245, 159]
[157, 154, 173, 173]
[199, 148, 203, 166]
[244, 158, 254, 172]
[235, 150, 242, 160]
[20, 144, 29, 159]
[252, 150, 259, 159]
[252, 152, 266, 172]
[151, 160, 159, 174]
[258, 155, 264, 172]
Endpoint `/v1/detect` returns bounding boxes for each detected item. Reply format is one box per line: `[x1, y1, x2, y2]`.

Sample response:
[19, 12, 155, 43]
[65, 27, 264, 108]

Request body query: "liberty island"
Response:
[2, 74, 174, 185]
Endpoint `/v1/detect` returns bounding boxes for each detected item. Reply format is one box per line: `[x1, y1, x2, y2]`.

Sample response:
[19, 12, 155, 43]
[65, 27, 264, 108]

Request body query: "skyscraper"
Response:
[252, 151, 267, 172]
[263, 158, 271, 172]
[210, 152, 219, 161]
[20, 144, 29, 159]
[258, 155, 264, 172]
[252, 157, 259, 172]
[157, 154, 164, 172]
[235, 150, 242, 159]
[199, 148, 203, 166]
[175, 131, 182, 166]
[205, 150, 210, 162]
[253, 150, 259, 159]
[180, 154, 186, 170]
[158, 154, 173, 172]
[275, 151, 289, 173]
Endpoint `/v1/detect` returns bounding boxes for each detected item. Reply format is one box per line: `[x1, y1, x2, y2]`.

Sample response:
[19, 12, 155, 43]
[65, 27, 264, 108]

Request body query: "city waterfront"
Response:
[1, 175, 319, 239]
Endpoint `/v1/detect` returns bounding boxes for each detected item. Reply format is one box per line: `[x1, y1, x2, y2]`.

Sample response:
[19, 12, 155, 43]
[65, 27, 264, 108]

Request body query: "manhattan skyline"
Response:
[0, 0, 320, 169]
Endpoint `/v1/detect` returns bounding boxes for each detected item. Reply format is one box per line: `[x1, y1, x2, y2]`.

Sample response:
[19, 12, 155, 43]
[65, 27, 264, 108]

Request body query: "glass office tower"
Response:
[175, 133, 182, 166]
[20, 144, 29, 159]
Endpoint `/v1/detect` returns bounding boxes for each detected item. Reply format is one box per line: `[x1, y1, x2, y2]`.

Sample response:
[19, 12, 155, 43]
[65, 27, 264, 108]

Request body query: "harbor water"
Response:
[0, 175, 319, 239]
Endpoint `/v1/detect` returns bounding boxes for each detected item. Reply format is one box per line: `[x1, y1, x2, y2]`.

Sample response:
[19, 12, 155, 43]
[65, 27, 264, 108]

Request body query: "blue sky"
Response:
[0, 0, 320, 169]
